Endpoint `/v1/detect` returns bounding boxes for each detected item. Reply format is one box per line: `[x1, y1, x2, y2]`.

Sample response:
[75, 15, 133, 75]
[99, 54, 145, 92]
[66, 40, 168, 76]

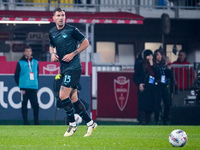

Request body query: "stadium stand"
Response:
[0, 0, 199, 19]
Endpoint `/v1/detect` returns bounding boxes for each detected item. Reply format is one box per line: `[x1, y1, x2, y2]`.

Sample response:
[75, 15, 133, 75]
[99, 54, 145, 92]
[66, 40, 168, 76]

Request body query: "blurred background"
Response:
[0, 0, 200, 125]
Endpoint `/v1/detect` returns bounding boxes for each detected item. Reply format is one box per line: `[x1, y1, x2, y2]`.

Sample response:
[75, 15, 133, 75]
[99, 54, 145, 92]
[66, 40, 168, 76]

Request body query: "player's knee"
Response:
[59, 94, 68, 100]
[70, 89, 78, 98]
[71, 96, 78, 103]
[59, 88, 71, 100]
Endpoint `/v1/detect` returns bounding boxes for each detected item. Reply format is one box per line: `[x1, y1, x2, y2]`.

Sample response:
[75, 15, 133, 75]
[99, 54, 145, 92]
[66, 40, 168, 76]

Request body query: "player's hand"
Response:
[62, 53, 75, 62]
[51, 53, 59, 62]
[139, 83, 145, 91]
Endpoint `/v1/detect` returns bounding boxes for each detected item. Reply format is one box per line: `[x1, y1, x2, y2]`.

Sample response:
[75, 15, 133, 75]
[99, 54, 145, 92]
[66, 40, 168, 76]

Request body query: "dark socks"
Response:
[73, 99, 91, 123]
[61, 97, 75, 123]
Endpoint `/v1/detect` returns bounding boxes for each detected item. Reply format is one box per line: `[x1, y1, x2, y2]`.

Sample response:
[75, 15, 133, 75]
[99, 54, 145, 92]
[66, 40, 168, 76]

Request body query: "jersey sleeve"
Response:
[72, 27, 86, 43]
[49, 32, 55, 48]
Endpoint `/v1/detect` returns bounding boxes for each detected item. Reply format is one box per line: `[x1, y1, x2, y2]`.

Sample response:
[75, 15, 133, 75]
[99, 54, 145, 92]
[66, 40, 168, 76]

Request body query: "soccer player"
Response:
[49, 7, 97, 137]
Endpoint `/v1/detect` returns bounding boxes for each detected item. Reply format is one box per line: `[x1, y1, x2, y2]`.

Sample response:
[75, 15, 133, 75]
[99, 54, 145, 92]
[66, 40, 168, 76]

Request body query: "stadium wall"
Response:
[0, 75, 91, 122]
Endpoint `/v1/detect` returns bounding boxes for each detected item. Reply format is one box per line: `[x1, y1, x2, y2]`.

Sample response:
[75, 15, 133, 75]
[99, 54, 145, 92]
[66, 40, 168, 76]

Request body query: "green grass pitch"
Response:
[0, 125, 200, 150]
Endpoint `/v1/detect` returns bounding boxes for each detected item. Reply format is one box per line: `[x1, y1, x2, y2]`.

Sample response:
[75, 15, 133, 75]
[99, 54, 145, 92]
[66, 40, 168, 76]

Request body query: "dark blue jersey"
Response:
[49, 24, 85, 73]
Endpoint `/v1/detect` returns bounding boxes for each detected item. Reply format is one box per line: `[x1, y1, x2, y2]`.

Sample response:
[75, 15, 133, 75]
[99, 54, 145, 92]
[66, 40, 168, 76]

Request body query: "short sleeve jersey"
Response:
[49, 24, 85, 73]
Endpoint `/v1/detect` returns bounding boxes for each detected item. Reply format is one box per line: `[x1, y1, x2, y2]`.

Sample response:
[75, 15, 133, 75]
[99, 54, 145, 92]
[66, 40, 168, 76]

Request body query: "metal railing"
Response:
[171, 64, 195, 92]
[0, 0, 199, 18]
[92, 63, 134, 98]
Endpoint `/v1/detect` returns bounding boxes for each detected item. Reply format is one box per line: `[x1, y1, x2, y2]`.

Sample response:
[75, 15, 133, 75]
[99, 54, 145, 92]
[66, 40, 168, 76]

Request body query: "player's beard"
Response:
[58, 24, 64, 28]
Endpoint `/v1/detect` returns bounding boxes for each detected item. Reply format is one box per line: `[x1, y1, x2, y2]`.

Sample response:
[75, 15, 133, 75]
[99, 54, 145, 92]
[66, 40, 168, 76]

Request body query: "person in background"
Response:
[134, 49, 145, 71]
[133, 49, 156, 125]
[172, 50, 194, 91]
[14, 46, 39, 125]
[153, 49, 173, 125]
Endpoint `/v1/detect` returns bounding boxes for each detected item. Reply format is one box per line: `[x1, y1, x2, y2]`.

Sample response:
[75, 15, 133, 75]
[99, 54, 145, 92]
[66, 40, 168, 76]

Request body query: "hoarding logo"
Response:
[114, 76, 130, 111]
[43, 64, 60, 74]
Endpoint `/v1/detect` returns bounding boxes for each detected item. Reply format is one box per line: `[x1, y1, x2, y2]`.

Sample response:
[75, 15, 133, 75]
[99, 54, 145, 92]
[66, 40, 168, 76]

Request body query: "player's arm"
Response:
[73, 38, 89, 55]
[49, 46, 59, 62]
[49, 46, 55, 55]
[62, 38, 89, 62]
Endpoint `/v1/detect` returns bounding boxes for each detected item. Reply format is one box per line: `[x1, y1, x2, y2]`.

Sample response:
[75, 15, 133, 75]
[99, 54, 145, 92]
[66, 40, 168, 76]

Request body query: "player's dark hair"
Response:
[24, 46, 32, 51]
[53, 7, 65, 16]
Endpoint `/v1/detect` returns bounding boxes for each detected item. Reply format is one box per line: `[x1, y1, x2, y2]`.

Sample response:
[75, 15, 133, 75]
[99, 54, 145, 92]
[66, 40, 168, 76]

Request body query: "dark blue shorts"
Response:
[61, 69, 82, 89]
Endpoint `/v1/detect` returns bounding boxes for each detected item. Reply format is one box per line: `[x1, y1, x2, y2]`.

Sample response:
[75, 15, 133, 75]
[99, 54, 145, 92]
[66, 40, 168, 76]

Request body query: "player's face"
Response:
[24, 48, 32, 58]
[53, 11, 65, 28]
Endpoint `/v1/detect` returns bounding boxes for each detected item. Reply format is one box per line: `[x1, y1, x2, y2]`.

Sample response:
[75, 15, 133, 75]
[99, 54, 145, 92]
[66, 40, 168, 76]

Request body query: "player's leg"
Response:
[60, 86, 77, 137]
[71, 89, 97, 137]
[29, 89, 39, 125]
[60, 72, 79, 137]
[21, 90, 29, 125]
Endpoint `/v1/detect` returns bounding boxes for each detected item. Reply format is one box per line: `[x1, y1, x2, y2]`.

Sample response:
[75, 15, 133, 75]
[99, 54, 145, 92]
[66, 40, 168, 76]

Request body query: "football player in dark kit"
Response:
[49, 7, 97, 137]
